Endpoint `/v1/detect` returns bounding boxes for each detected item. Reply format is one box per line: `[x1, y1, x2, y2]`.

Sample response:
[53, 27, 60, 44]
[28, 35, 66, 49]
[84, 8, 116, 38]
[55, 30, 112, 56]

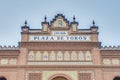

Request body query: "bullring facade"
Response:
[0, 14, 120, 80]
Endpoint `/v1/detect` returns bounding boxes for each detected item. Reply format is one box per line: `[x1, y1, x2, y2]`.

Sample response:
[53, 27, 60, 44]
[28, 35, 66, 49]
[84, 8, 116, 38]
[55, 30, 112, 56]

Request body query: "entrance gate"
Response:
[52, 77, 68, 80]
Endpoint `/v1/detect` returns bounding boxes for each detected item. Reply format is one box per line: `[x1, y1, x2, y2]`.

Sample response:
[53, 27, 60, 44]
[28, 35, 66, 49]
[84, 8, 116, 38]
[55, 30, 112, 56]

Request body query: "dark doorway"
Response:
[52, 76, 68, 80]
[113, 76, 120, 80]
[0, 77, 7, 80]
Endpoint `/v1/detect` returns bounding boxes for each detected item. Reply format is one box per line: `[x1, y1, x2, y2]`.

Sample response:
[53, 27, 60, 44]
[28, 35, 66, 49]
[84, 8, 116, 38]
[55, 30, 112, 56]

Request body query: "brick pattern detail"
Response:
[20, 42, 100, 50]
[79, 73, 91, 80]
[29, 73, 41, 80]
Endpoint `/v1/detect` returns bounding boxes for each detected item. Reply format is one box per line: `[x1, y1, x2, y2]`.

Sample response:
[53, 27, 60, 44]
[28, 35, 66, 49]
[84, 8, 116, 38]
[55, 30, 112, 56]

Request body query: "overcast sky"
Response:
[0, 0, 120, 46]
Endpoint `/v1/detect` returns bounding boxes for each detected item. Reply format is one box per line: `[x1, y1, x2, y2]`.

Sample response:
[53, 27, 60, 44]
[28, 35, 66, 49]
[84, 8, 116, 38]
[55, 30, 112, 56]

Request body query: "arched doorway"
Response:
[113, 76, 120, 80]
[0, 77, 7, 80]
[52, 76, 68, 80]
[49, 74, 71, 80]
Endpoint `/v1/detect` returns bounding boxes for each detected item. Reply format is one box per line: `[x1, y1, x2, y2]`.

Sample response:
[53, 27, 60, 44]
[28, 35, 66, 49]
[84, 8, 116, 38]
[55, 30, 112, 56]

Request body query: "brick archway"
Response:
[0, 77, 7, 80]
[48, 74, 72, 80]
[113, 76, 120, 80]
[52, 76, 68, 80]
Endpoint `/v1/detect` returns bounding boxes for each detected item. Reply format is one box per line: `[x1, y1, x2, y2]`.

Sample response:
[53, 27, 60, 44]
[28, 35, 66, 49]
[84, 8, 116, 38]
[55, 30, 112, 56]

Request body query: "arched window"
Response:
[50, 51, 55, 60]
[113, 76, 120, 80]
[0, 77, 7, 80]
[85, 51, 91, 61]
[57, 51, 63, 61]
[28, 51, 34, 60]
[35, 51, 41, 60]
[43, 51, 48, 60]
[52, 76, 68, 80]
[64, 51, 70, 61]
[78, 51, 84, 60]
[71, 51, 77, 60]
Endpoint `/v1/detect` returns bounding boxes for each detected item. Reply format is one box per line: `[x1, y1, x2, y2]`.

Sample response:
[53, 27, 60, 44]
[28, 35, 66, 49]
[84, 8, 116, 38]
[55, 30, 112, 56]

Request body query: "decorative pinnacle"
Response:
[44, 16, 47, 22]
[93, 20, 95, 26]
[73, 16, 75, 22]
[25, 20, 27, 26]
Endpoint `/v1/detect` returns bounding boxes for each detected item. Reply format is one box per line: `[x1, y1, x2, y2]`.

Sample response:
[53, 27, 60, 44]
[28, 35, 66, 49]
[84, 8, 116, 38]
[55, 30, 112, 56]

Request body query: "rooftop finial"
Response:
[93, 20, 95, 26]
[73, 16, 76, 22]
[44, 16, 47, 22]
[25, 20, 27, 26]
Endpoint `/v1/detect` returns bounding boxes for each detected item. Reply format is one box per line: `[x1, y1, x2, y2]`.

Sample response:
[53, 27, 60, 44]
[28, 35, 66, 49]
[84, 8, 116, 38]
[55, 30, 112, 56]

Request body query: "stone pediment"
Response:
[50, 14, 69, 28]
[21, 14, 99, 42]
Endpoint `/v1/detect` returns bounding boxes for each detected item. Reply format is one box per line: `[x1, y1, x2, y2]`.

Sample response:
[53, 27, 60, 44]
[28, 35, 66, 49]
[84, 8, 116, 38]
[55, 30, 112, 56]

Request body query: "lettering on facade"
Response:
[52, 31, 68, 35]
[29, 35, 91, 42]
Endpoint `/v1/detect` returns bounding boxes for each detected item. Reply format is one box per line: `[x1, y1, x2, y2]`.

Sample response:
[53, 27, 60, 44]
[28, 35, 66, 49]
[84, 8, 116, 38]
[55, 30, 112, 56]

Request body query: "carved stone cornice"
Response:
[19, 42, 101, 50]
[0, 65, 120, 69]
[0, 65, 100, 69]
[69, 32, 98, 35]
[49, 27, 70, 30]
[0, 50, 20, 56]
[100, 50, 120, 58]
[28, 32, 50, 35]
[101, 50, 120, 56]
